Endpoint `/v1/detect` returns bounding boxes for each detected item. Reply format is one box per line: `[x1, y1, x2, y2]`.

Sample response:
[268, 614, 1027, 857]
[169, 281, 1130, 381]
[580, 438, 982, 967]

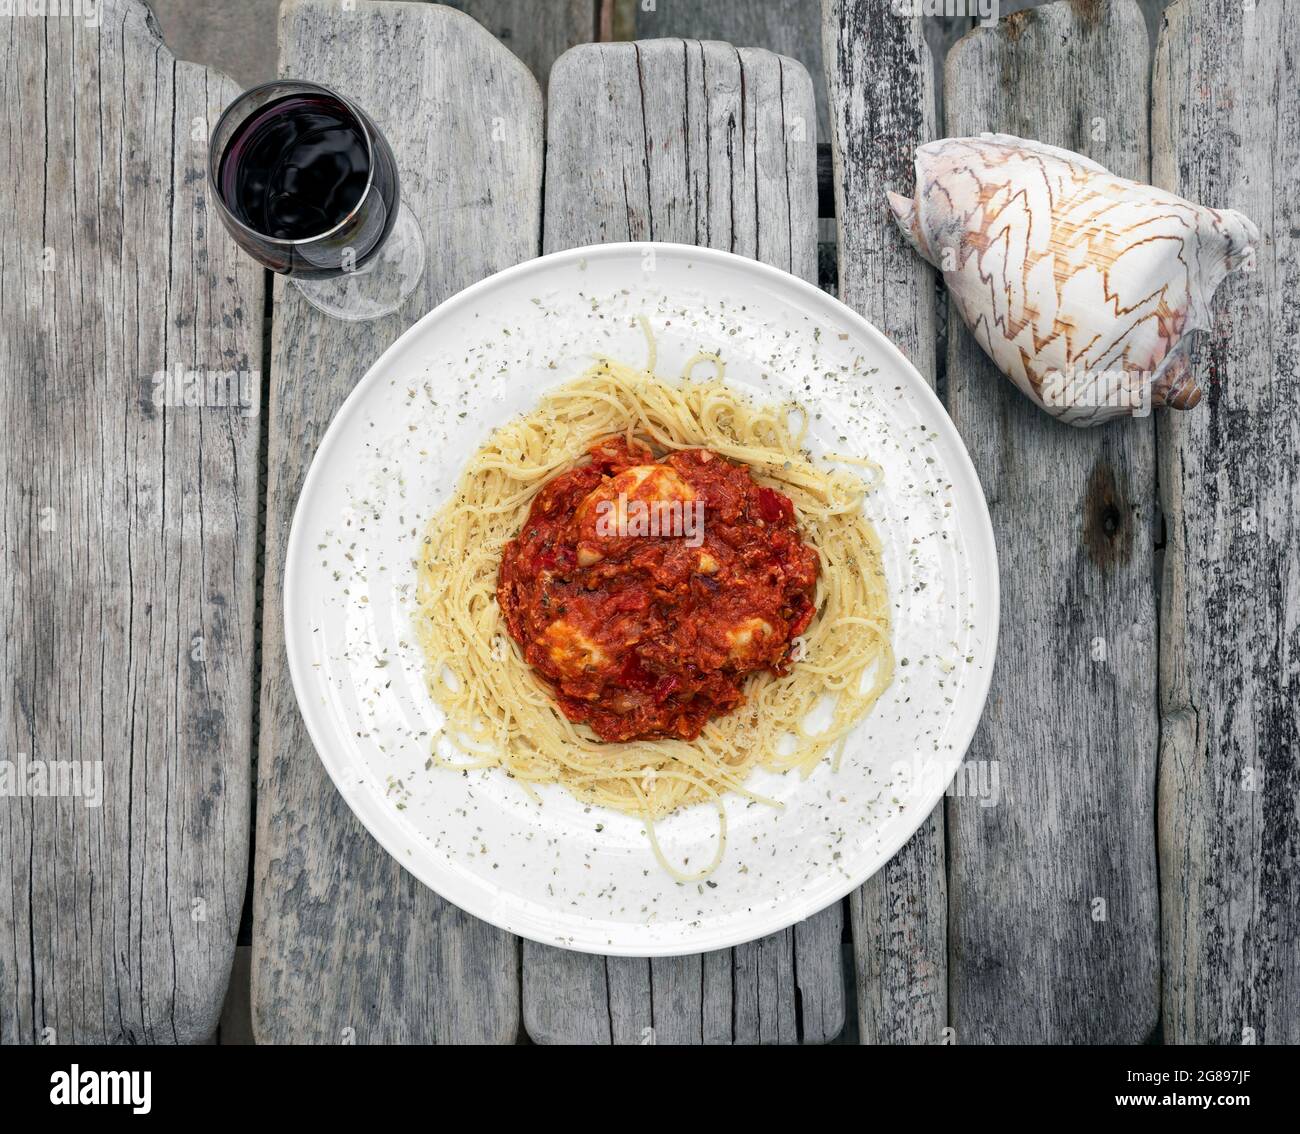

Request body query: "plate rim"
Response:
[283, 240, 1001, 957]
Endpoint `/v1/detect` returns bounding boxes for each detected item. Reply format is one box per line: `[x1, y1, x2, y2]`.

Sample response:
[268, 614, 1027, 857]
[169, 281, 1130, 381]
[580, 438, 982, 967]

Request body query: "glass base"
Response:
[292, 202, 425, 321]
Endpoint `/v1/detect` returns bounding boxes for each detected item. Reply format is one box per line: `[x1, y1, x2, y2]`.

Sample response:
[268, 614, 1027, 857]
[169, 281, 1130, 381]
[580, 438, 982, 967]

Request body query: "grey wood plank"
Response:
[650, 954, 705, 1045]
[633, 0, 828, 145]
[821, 0, 947, 1046]
[943, 0, 1160, 1044]
[445, 0, 597, 87]
[848, 815, 947, 1044]
[1153, 0, 1300, 1046]
[526, 38, 841, 1045]
[607, 956, 654, 1043]
[252, 0, 543, 1044]
[0, 0, 261, 1044]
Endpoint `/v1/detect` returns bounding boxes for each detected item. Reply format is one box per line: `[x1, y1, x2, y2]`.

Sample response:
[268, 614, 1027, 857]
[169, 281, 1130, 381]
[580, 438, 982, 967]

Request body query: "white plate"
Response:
[284, 243, 998, 956]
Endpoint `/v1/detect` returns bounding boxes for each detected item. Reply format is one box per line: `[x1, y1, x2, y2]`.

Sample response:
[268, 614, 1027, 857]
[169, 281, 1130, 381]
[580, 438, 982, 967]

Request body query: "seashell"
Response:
[888, 133, 1259, 426]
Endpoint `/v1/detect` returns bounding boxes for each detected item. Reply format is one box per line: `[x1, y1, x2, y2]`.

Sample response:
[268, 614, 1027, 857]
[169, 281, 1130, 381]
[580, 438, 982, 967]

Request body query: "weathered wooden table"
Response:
[2, 0, 1295, 1045]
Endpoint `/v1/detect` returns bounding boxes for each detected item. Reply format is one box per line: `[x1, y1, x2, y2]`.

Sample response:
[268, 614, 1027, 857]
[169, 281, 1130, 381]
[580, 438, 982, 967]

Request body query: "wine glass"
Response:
[208, 79, 425, 321]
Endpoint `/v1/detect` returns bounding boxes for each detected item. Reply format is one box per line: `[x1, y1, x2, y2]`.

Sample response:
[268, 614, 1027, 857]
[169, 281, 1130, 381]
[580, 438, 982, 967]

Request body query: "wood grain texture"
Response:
[0, 0, 260, 1043]
[543, 39, 817, 276]
[822, 0, 946, 1046]
[526, 39, 839, 1045]
[252, 0, 543, 1044]
[943, 0, 1161, 1044]
[633, 0, 828, 145]
[998, 0, 1166, 64]
[1153, 0, 1300, 1045]
[446, 0, 597, 87]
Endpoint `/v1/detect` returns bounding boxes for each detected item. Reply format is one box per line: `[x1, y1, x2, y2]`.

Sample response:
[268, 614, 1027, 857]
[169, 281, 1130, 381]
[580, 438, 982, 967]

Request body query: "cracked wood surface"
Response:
[526, 39, 841, 1045]
[633, 0, 829, 147]
[1153, 0, 1300, 1045]
[0, 0, 261, 1043]
[942, 0, 1161, 1043]
[822, 0, 947, 1045]
[251, 0, 542, 1044]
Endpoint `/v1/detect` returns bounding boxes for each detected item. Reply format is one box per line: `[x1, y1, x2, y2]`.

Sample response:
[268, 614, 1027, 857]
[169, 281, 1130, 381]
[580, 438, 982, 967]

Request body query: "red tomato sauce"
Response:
[497, 437, 818, 742]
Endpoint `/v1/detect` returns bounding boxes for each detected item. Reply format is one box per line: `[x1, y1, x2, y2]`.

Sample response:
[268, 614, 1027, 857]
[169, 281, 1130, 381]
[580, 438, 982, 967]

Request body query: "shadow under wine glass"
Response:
[209, 79, 425, 322]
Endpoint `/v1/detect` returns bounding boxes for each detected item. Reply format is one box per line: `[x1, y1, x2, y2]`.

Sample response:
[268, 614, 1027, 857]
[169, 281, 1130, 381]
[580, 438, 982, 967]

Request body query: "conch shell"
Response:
[888, 134, 1258, 426]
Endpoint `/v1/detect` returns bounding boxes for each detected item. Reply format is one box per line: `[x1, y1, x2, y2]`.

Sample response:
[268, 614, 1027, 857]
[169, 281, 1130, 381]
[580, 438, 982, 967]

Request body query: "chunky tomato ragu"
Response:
[497, 437, 818, 742]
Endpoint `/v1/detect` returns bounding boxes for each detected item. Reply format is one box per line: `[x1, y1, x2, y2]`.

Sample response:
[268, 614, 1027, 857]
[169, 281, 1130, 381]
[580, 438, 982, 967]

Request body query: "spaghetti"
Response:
[414, 325, 894, 880]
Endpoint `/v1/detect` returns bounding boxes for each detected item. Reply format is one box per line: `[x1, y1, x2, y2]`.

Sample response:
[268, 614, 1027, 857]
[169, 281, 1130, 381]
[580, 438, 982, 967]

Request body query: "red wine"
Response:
[215, 91, 399, 278]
